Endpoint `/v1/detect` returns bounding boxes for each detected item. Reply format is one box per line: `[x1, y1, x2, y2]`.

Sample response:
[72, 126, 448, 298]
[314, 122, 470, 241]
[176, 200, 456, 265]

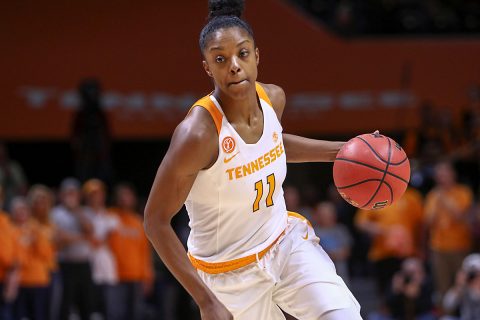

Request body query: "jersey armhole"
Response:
[255, 82, 273, 108]
[187, 95, 223, 135]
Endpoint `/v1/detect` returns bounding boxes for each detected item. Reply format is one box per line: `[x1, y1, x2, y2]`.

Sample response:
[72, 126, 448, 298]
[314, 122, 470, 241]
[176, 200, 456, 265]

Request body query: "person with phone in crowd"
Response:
[442, 253, 480, 320]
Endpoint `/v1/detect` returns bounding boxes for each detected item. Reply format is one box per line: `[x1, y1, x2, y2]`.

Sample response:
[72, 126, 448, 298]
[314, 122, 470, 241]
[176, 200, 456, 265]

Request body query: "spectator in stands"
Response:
[312, 201, 352, 284]
[284, 185, 301, 212]
[386, 257, 435, 320]
[108, 183, 154, 320]
[297, 0, 480, 35]
[355, 187, 424, 298]
[28, 185, 59, 320]
[0, 143, 27, 208]
[0, 185, 4, 215]
[473, 199, 480, 253]
[284, 185, 313, 220]
[10, 197, 53, 320]
[327, 183, 368, 277]
[424, 161, 473, 305]
[443, 253, 480, 320]
[82, 179, 119, 320]
[0, 185, 16, 320]
[150, 207, 199, 320]
[456, 85, 480, 193]
[51, 178, 94, 320]
[71, 79, 112, 184]
[418, 105, 454, 165]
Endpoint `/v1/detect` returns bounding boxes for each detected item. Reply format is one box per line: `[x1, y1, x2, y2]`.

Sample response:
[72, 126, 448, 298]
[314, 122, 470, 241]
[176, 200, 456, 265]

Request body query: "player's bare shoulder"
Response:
[258, 82, 286, 121]
[170, 106, 219, 171]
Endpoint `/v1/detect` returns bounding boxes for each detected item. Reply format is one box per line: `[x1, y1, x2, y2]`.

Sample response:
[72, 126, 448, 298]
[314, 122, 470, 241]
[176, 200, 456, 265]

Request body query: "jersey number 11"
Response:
[253, 173, 275, 212]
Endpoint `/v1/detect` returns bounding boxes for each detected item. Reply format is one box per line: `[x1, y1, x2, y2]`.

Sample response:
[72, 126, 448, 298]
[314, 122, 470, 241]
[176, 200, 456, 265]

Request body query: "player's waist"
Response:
[188, 229, 285, 274]
[188, 212, 310, 274]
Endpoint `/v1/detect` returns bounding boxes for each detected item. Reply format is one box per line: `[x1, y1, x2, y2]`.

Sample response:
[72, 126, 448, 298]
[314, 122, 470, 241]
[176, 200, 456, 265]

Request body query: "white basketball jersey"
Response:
[185, 83, 288, 263]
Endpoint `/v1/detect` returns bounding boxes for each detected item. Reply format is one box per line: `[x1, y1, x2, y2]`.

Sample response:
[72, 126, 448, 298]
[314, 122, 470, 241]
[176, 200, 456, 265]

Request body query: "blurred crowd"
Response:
[291, 0, 480, 36]
[2, 85, 480, 319]
[0, 158, 197, 320]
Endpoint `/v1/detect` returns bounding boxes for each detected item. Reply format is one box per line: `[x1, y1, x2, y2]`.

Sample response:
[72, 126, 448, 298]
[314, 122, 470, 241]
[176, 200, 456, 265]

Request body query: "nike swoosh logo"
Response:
[302, 232, 308, 240]
[223, 151, 240, 163]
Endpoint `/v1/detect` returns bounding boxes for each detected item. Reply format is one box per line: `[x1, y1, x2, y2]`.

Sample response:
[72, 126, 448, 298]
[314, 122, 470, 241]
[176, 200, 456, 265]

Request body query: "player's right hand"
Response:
[200, 300, 234, 320]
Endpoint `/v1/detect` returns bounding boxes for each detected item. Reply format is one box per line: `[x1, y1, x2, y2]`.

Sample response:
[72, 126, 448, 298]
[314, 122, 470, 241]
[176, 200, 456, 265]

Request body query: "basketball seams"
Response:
[383, 180, 394, 204]
[337, 179, 394, 205]
[360, 138, 392, 208]
[334, 134, 410, 210]
[356, 136, 408, 166]
[337, 178, 384, 190]
[335, 158, 409, 185]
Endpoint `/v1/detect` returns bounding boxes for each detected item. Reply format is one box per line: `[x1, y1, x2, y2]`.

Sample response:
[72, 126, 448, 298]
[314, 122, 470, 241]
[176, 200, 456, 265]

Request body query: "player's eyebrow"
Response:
[209, 39, 251, 51]
[210, 46, 224, 51]
[236, 39, 250, 47]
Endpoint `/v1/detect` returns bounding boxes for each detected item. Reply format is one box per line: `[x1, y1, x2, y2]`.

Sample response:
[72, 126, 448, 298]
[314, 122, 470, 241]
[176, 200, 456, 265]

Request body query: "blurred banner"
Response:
[1, 0, 480, 139]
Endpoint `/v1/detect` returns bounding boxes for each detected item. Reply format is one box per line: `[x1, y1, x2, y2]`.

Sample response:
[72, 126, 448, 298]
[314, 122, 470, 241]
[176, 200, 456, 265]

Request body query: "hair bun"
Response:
[208, 0, 245, 19]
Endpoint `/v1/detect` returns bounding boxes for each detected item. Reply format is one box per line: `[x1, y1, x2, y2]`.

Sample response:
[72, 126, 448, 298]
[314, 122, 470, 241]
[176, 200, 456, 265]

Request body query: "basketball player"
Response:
[144, 1, 362, 319]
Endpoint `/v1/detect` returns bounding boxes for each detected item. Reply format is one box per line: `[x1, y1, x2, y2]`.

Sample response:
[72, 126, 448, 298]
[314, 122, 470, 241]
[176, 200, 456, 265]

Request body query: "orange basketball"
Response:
[333, 132, 410, 210]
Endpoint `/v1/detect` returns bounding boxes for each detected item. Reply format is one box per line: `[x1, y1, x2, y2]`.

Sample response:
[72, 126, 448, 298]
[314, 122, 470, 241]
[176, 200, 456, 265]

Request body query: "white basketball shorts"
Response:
[197, 214, 362, 320]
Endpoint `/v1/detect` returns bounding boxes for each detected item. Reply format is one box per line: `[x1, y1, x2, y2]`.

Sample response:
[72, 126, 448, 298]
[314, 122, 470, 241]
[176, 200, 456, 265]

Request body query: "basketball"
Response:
[333, 131, 410, 210]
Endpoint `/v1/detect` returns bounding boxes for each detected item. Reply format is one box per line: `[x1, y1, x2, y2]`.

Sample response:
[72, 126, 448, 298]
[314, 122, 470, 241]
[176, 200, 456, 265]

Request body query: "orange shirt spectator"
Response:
[12, 221, 53, 287]
[10, 198, 53, 287]
[355, 187, 424, 261]
[424, 161, 474, 303]
[0, 211, 15, 282]
[355, 187, 424, 296]
[28, 184, 57, 272]
[424, 184, 473, 252]
[108, 207, 153, 283]
[107, 183, 153, 320]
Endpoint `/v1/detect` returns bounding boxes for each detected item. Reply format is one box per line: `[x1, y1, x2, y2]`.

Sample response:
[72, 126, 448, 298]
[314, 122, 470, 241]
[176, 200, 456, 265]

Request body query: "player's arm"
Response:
[282, 135, 344, 163]
[144, 108, 232, 320]
[261, 82, 345, 163]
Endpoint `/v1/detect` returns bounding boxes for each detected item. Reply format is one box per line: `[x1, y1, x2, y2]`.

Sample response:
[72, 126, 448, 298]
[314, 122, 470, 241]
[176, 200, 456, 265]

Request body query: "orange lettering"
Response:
[276, 144, 281, 158]
[270, 149, 276, 162]
[251, 160, 259, 173]
[226, 143, 285, 180]
[263, 153, 271, 166]
[242, 163, 252, 176]
[235, 166, 242, 179]
[258, 156, 264, 169]
[226, 168, 235, 180]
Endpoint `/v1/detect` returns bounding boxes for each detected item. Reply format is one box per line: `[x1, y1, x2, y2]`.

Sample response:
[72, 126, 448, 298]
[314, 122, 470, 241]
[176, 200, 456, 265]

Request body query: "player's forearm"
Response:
[283, 133, 344, 163]
[144, 220, 218, 308]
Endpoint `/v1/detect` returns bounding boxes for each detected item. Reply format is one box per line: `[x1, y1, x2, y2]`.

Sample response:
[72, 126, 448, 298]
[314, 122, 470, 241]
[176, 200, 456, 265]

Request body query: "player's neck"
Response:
[214, 89, 260, 125]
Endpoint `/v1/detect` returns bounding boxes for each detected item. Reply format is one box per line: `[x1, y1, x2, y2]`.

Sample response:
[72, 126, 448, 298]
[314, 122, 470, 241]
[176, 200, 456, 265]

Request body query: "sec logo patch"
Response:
[222, 136, 236, 153]
[273, 132, 278, 143]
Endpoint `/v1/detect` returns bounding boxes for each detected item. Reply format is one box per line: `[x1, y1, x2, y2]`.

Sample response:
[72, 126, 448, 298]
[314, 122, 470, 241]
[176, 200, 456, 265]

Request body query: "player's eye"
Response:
[215, 56, 225, 63]
[239, 49, 249, 57]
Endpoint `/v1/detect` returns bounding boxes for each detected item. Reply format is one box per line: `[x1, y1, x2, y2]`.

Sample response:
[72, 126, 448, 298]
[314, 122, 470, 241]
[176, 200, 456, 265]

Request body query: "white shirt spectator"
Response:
[85, 208, 119, 285]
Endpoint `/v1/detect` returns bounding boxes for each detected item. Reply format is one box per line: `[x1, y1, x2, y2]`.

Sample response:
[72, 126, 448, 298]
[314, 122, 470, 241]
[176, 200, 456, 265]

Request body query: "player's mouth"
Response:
[228, 79, 248, 86]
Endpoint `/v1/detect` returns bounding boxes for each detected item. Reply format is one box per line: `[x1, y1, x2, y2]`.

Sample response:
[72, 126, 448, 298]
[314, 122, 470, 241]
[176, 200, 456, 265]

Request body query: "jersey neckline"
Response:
[209, 94, 267, 147]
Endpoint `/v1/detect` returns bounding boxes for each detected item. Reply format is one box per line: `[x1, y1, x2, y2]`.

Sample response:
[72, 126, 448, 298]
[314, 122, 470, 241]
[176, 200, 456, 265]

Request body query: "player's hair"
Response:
[199, 0, 255, 52]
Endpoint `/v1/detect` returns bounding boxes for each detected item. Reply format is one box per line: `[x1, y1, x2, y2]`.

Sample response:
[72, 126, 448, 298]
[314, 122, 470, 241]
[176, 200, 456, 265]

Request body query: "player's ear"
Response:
[255, 47, 259, 66]
[202, 60, 213, 78]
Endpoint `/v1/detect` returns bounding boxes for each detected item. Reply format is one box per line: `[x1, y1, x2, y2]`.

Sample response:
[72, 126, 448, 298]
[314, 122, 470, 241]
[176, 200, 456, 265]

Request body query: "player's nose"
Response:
[229, 57, 241, 74]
